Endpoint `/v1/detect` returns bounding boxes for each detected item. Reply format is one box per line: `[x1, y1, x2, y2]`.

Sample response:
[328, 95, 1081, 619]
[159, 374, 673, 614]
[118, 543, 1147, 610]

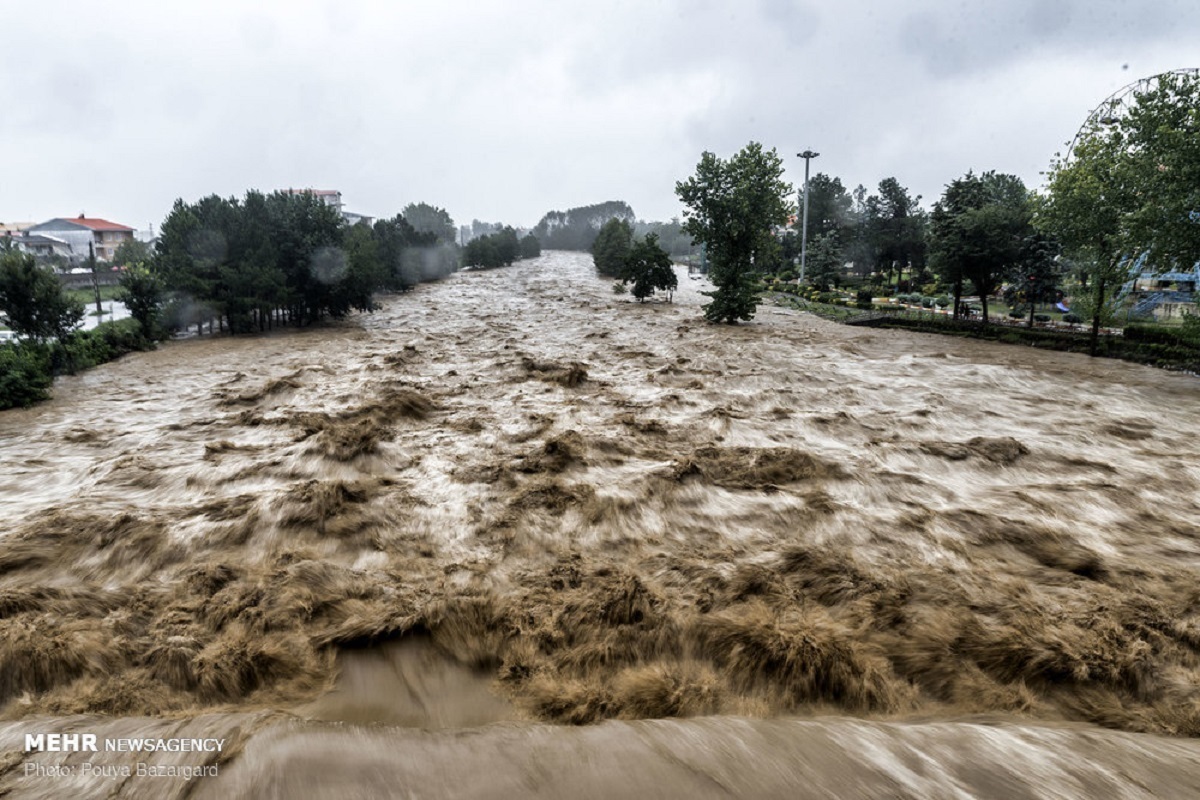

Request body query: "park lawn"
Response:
[66, 285, 122, 304]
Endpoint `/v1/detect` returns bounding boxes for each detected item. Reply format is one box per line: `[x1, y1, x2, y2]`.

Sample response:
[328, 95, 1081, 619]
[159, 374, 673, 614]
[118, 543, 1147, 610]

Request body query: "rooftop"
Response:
[31, 216, 134, 232]
[70, 217, 135, 232]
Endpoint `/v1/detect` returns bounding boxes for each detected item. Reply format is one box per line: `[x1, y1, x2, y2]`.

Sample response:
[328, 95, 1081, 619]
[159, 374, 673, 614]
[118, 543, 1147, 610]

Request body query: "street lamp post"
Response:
[797, 150, 819, 284]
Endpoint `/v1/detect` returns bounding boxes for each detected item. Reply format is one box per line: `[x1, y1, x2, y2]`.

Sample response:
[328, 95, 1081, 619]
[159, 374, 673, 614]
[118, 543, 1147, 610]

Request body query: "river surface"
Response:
[1, 250, 1199, 797]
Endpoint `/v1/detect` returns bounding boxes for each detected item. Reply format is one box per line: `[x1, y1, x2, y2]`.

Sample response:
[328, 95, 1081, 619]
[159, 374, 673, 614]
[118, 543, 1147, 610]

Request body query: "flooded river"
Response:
[1, 250, 1199, 797]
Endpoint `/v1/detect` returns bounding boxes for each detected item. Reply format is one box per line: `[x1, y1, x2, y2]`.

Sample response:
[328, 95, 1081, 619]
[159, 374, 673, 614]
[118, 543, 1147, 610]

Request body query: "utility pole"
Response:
[797, 150, 819, 284]
[89, 241, 103, 317]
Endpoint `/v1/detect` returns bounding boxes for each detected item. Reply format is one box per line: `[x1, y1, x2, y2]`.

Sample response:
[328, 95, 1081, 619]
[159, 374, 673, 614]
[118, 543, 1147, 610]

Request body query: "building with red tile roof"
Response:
[26, 215, 135, 262]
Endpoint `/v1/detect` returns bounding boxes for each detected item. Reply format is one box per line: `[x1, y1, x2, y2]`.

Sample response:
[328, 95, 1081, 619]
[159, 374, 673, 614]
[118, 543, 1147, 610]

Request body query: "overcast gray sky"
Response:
[3, 1, 1197, 232]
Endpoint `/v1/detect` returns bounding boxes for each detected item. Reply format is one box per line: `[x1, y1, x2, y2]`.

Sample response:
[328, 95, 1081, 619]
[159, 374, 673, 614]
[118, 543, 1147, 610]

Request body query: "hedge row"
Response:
[860, 315, 1200, 372]
[0, 319, 156, 410]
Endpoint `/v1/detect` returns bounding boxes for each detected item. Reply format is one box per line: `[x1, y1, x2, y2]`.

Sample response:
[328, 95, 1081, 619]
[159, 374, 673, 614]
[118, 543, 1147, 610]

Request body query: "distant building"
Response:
[13, 233, 74, 260]
[1, 222, 34, 237]
[342, 210, 374, 226]
[281, 189, 373, 227]
[282, 189, 344, 214]
[25, 215, 135, 262]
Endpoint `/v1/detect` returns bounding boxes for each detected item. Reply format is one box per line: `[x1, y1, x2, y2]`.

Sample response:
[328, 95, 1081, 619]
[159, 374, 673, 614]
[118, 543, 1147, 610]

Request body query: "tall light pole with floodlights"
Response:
[797, 150, 819, 284]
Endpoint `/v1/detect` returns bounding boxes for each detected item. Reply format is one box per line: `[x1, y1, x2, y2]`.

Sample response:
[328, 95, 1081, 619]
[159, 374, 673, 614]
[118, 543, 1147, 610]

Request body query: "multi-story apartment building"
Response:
[24, 216, 135, 262]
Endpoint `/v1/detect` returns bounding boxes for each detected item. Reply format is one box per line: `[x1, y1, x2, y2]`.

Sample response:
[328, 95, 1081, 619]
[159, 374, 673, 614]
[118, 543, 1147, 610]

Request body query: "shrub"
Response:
[612, 282, 628, 295]
[0, 342, 53, 409]
[920, 296, 935, 309]
[1182, 313, 1200, 344]
[1062, 314, 1082, 324]
[855, 289, 873, 305]
[1122, 323, 1192, 346]
[48, 320, 151, 376]
[934, 295, 950, 308]
[921, 283, 939, 296]
[1034, 314, 1051, 323]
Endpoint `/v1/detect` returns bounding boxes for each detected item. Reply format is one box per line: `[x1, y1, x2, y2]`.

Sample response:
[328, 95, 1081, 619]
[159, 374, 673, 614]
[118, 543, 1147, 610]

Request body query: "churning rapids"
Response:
[2, 251, 1199, 798]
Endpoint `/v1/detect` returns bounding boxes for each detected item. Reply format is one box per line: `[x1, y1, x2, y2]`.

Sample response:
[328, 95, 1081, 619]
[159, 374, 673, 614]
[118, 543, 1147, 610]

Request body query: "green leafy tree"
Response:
[463, 236, 500, 268]
[633, 218, 695, 258]
[930, 171, 1032, 322]
[866, 178, 927, 287]
[462, 228, 518, 269]
[1118, 71, 1200, 270]
[676, 142, 793, 323]
[373, 215, 422, 290]
[804, 233, 844, 291]
[116, 264, 165, 338]
[1002, 231, 1060, 328]
[494, 226, 520, 265]
[802, 173, 855, 241]
[534, 201, 636, 251]
[112, 238, 151, 267]
[0, 342, 52, 409]
[402, 203, 456, 245]
[1035, 125, 1137, 353]
[0, 249, 84, 342]
[1038, 71, 1200, 354]
[520, 233, 542, 259]
[620, 233, 677, 302]
[592, 218, 633, 277]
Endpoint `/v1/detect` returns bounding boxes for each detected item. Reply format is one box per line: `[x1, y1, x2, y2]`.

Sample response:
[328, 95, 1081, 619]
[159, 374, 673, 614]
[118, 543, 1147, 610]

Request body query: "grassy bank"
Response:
[65, 284, 123, 304]
[852, 314, 1200, 372]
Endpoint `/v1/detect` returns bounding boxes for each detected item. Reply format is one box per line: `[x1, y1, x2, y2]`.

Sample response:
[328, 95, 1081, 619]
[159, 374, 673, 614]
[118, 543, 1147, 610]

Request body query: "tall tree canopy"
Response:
[1037, 71, 1200, 352]
[783, 173, 854, 284]
[519, 233, 542, 259]
[154, 192, 455, 333]
[930, 171, 1033, 322]
[1117, 72, 1200, 270]
[592, 218, 633, 278]
[864, 178, 927, 284]
[0, 249, 84, 342]
[462, 226, 521, 269]
[633, 218, 695, 258]
[533, 201, 635, 251]
[402, 203, 457, 245]
[676, 142, 792, 323]
[619, 233, 677, 302]
[802, 173, 855, 241]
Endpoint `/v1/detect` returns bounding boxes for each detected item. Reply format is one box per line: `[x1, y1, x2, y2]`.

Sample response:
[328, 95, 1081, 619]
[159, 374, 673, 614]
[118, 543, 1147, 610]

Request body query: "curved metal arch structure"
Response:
[1063, 67, 1199, 163]
[1060, 68, 1200, 315]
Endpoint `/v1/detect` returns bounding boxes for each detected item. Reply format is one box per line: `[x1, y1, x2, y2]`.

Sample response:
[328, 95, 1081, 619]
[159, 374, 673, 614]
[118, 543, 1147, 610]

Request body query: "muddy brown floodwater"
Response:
[2, 250, 1200, 798]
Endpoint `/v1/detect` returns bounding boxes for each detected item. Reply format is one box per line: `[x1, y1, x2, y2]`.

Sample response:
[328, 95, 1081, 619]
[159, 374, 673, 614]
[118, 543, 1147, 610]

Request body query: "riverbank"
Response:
[774, 293, 1200, 373]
